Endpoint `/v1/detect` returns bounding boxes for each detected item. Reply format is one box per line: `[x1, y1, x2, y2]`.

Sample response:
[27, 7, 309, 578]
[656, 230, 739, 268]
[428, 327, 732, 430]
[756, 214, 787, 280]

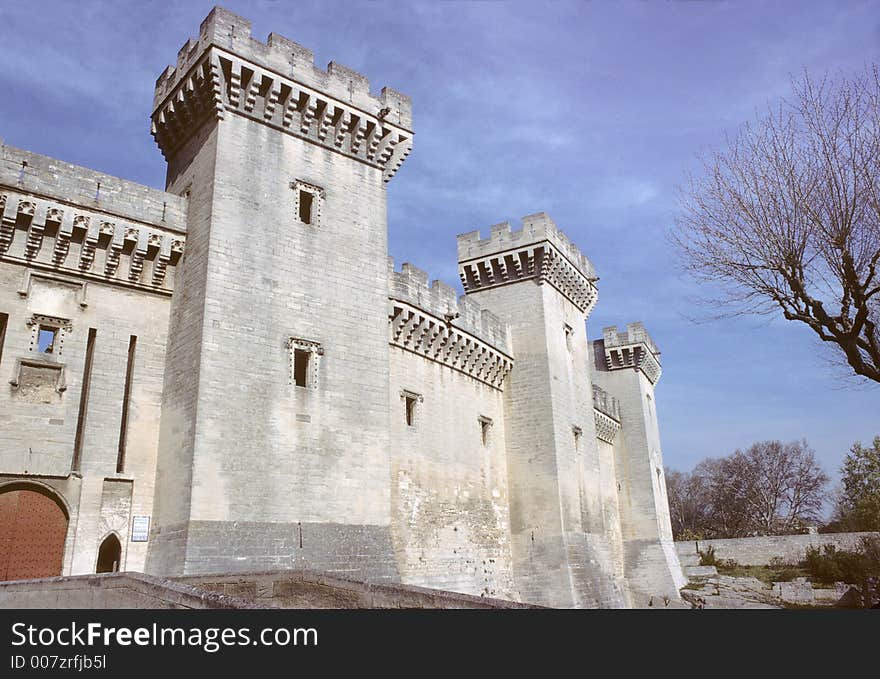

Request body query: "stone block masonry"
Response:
[0, 6, 685, 609]
[676, 532, 880, 567]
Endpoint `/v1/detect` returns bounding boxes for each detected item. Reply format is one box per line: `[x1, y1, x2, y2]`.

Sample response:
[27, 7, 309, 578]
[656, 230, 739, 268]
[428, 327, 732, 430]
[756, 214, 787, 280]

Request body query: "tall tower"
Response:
[457, 213, 629, 607]
[146, 8, 412, 575]
[592, 323, 686, 605]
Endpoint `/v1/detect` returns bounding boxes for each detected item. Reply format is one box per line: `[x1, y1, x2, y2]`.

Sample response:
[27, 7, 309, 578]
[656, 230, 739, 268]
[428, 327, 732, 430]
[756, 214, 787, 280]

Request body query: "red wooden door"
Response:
[0, 487, 68, 581]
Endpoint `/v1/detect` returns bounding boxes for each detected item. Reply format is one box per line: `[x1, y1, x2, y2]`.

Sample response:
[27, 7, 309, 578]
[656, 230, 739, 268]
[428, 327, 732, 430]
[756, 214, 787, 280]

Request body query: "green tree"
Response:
[836, 436, 880, 531]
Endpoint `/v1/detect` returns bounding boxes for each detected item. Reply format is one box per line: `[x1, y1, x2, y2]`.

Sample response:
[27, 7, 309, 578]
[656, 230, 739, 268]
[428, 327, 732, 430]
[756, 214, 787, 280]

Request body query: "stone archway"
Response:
[96, 534, 122, 573]
[0, 483, 69, 581]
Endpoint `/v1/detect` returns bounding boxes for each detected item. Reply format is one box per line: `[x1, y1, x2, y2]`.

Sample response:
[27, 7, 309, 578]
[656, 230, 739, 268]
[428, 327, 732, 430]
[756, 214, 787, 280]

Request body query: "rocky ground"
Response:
[681, 572, 783, 609]
[678, 567, 863, 609]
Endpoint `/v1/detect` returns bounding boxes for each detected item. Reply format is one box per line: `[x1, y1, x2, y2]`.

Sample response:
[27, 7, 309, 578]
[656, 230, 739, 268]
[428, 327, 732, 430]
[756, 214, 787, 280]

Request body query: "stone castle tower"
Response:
[0, 6, 683, 607]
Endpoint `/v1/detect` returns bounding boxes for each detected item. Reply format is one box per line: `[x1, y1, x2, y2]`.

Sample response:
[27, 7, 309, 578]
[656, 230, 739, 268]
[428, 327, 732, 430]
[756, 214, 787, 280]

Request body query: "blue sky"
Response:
[1, 0, 878, 499]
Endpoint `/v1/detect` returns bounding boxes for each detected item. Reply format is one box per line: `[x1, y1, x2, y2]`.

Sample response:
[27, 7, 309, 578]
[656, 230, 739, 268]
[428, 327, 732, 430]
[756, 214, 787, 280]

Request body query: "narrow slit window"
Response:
[73, 328, 97, 472]
[117, 335, 137, 474]
[299, 190, 314, 224]
[573, 425, 583, 452]
[400, 389, 422, 427]
[0, 313, 8, 367]
[293, 348, 311, 387]
[38, 326, 58, 354]
[479, 416, 493, 446]
[405, 395, 417, 427]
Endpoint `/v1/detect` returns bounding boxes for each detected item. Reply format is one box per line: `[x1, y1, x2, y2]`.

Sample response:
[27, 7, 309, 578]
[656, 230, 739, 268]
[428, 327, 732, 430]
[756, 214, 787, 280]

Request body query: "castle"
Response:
[0, 7, 684, 608]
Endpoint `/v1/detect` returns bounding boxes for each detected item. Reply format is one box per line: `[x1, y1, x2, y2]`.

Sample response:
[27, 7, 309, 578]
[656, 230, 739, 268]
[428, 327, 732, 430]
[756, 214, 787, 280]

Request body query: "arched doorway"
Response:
[0, 484, 68, 581]
[95, 534, 121, 573]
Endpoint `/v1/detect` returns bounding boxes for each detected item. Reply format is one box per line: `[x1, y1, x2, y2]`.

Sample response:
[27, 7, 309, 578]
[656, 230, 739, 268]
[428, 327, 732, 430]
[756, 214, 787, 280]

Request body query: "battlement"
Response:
[389, 259, 510, 353]
[151, 7, 412, 182]
[0, 146, 186, 295]
[0, 145, 186, 233]
[456, 213, 598, 314]
[457, 213, 596, 281]
[597, 322, 662, 384]
[602, 322, 660, 357]
[154, 7, 411, 128]
[592, 384, 621, 421]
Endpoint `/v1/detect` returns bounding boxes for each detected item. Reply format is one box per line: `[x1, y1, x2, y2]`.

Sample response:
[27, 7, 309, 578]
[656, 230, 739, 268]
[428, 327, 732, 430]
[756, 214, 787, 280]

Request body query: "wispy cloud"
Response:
[3, 0, 879, 486]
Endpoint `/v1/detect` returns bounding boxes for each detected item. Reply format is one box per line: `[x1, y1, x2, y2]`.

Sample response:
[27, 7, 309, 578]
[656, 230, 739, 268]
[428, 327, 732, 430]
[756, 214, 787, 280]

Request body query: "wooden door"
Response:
[0, 486, 68, 581]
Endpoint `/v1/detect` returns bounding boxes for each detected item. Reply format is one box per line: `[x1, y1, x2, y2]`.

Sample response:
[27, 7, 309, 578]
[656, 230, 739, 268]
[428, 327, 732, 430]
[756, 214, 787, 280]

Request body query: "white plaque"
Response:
[131, 515, 150, 542]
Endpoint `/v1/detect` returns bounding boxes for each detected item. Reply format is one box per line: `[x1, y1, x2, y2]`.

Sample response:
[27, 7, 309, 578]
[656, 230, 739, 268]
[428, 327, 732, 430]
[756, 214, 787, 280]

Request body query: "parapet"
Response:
[592, 384, 622, 444]
[0, 146, 186, 295]
[151, 7, 413, 183]
[154, 7, 411, 128]
[457, 212, 596, 280]
[389, 259, 511, 354]
[592, 384, 621, 421]
[457, 213, 598, 315]
[602, 322, 660, 357]
[0, 145, 187, 233]
[595, 322, 662, 384]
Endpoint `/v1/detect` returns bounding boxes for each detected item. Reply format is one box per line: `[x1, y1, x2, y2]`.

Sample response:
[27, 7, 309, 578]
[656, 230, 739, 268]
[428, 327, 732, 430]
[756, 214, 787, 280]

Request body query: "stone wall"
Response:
[388, 345, 515, 600]
[176, 570, 537, 609]
[676, 532, 880, 566]
[1, 145, 183, 575]
[0, 572, 256, 609]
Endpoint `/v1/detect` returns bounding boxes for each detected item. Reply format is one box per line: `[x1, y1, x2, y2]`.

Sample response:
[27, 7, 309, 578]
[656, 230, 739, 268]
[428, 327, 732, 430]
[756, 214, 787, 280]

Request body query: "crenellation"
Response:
[458, 212, 597, 282]
[457, 213, 598, 314]
[603, 321, 660, 357]
[151, 7, 412, 183]
[154, 7, 411, 130]
[598, 322, 662, 384]
[592, 384, 621, 421]
[0, 145, 187, 232]
[389, 260, 510, 353]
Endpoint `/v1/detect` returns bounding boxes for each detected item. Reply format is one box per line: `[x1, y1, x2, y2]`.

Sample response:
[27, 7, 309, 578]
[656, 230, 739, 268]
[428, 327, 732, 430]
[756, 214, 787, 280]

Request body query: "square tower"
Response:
[457, 213, 630, 607]
[146, 8, 412, 576]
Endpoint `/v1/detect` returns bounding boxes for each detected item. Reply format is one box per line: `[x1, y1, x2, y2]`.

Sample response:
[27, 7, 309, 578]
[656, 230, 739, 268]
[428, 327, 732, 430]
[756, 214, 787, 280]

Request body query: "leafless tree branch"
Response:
[672, 66, 880, 383]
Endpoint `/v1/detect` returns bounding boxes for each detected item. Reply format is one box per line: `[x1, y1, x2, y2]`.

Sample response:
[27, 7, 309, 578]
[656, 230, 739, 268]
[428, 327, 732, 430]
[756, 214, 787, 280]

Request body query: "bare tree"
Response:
[729, 440, 828, 534]
[673, 66, 880, 383]
[665, 467, 711, 539]
[667, 440, 828, 539]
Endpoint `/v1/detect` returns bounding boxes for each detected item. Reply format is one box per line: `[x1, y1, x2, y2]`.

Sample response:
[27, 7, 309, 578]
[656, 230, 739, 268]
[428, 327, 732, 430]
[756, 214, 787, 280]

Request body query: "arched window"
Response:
[96, 534, 122, 573]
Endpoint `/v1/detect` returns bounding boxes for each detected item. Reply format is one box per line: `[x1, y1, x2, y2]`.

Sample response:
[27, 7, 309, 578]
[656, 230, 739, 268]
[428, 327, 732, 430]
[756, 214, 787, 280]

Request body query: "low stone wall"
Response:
[676, 532, 880, 567]
[175, 570, 538, 609]
[0, 572, 257, 609]
[0, 570, 538, 609]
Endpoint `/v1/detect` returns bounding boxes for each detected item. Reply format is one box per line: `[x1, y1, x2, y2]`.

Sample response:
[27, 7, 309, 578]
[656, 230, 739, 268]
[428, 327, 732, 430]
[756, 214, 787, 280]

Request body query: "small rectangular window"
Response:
[479, 416, 493, 446]
[573, 425, 583, 451]
[293, 348, 310, 387]
[405, 395, 417, 426]
[38, 326, 58, 354]
[299, 190, 314, 224]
